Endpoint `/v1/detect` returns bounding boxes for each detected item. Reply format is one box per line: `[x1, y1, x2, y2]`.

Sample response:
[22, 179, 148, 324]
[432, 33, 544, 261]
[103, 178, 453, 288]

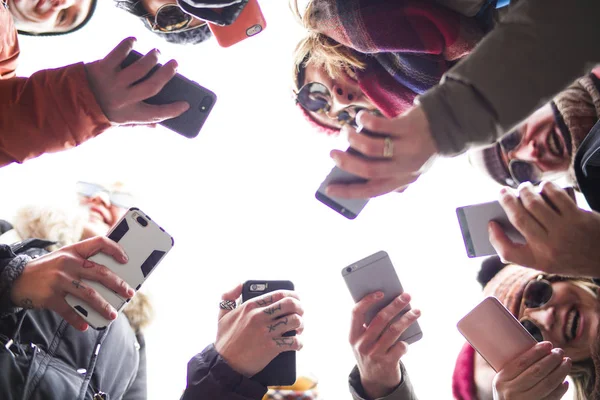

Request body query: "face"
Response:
[78, 185, 128, 240]
[8, 0, 92, 34]
[520, 281, 600, 361]
[502, 104, 572, 176]
[301, 64, 380, 130]
[140, 0, 206, 30]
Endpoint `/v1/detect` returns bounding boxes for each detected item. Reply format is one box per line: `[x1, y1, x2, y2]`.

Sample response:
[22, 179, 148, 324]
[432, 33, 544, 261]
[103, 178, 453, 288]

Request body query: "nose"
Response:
[509, 139, 539, 162]
[50, 0, 71, 10]
[89, 192, 111, 208]
[527, 306, 556, 335]
[328, 84, 357, 115]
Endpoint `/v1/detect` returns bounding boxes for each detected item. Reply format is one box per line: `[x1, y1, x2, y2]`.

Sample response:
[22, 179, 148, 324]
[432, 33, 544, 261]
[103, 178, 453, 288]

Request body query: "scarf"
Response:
[307, 0, 484, 118]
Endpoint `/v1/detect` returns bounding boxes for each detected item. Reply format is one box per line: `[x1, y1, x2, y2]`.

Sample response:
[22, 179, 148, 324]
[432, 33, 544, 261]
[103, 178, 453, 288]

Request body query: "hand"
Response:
[215, 284, 304, 377]
[350, 291, 421, 399]
[489, 181, 600, 278]
[326, 106, 438, 199]
[10, 236, 134, 331]
[493, 342, 571, 400]
[85, 37, 190, 125]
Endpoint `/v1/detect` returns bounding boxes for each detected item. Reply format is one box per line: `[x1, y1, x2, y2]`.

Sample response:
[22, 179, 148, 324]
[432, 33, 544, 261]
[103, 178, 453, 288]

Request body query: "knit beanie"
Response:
[483, 264, 542, 317]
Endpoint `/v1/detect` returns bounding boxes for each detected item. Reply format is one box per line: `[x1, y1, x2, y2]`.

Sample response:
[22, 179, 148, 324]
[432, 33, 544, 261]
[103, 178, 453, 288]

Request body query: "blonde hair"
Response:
[289, 0, 365, 90]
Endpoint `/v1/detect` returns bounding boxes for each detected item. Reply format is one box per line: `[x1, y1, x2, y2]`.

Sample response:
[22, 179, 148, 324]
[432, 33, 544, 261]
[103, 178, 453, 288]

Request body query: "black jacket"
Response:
[0, 226, 146, 400]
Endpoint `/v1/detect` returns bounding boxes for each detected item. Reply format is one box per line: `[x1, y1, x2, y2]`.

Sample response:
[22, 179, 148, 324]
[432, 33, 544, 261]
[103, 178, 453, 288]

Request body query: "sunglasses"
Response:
[498, 129, 543, 188]
[145, 3, 204, 33]
[519, 276, 555, 342]
[294, 82, 380, 127]
[76, 182, 134, 209]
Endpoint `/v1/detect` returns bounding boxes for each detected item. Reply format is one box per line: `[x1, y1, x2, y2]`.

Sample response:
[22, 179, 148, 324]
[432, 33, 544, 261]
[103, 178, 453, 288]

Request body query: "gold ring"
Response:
[383, 137, 394, 158]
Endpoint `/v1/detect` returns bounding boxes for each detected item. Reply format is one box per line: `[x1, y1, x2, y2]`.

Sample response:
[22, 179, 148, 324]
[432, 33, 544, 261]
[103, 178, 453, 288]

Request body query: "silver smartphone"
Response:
[342, 250, 423, 344]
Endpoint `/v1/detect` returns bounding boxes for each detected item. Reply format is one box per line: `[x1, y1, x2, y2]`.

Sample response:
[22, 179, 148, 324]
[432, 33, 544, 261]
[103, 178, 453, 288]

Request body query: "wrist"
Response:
[360, 372, 402, 399]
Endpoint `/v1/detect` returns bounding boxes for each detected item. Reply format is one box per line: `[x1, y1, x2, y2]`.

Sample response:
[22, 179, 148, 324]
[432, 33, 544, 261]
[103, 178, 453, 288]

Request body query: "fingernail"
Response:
[122, 253, 129, 263]
[563, 357, 572, 366]
[399, 293, 410, 302]
[499, 188, 508, 196]
[539, 341, 553, 351]
[110, 310, 117, 320]
[154, 48, 161, 55]
[552, 348, 564, 356]
[411, 309, 421, 317]
[331, 153, 340, 165]
[127, 288, 135, 297]
[373, 292, 384, 299]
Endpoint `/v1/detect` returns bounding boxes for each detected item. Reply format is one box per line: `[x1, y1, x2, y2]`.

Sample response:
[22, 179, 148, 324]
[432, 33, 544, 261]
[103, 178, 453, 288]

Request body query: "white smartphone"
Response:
[65, 208, 174, 329]
[457, 297, 537, 372]
[342, 250, 422, 344]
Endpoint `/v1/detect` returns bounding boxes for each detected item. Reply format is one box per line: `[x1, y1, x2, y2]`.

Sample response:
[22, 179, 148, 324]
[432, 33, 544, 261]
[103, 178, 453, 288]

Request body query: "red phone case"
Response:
[208, 0, 266, 48]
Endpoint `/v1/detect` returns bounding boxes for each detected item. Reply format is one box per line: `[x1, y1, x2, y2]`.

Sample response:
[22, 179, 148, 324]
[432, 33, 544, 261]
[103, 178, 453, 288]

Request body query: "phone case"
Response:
[342, 251, 423, 344]
[456, 201, 526, 258]
[121, 51, 217, 138]
[242, 280, 296, 386]
[457, 297, 537, 372]
[208, 0, 266, 48]
[65, 208, 174, 329]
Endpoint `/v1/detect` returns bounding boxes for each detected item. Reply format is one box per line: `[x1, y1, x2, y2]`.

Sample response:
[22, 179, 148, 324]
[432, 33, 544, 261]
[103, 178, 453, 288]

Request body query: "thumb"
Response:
[488, 221, 531, 266]
[218, 283, 243, 320]
[136, 101, 190, 124]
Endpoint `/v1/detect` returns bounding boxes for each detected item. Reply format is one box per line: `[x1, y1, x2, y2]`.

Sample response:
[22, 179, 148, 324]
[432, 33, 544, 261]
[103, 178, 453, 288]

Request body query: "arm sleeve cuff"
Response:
[348, 362, 418, 400]
[0, 249, 30, 316]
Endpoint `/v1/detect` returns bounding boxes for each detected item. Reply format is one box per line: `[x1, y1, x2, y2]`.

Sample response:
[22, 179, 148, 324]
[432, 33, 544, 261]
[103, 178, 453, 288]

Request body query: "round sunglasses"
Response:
[145, 4, 205, 33]
[498, 129, 543, 188]
[294, 82, 380, 127]
[519, 276, 555, 342]
[76, 182, 134, 209]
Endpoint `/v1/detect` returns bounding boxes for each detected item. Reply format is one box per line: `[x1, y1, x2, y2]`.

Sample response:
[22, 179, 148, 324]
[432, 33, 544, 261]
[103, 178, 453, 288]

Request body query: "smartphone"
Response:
[457, 297, 537, 372]
[242, 280, 296, 386]
[456, 187, 576, 258]
[120, 50, 217, 138]
[208, 0, 266, 48]
[65, 208, 174, 329]
[342, 251, 422, 344]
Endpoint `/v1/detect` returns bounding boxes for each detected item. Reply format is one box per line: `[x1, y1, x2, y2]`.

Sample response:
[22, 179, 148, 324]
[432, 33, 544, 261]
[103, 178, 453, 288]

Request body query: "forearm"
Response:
[182, 344, 267, 400]
[419, 0, 600, 156]
[0, 245, 30, 316]
[349, 362, 418, 400]
[0, 63, 111, 167]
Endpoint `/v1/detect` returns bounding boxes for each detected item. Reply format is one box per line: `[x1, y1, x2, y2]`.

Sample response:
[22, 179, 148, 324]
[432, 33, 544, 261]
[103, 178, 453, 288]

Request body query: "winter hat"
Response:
[483, 264, 542, 317]
[452, 342, 478, 400]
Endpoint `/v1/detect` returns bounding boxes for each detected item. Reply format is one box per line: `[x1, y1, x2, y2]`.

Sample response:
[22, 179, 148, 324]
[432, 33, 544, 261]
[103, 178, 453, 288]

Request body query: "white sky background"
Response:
[0, 1, 581, 399]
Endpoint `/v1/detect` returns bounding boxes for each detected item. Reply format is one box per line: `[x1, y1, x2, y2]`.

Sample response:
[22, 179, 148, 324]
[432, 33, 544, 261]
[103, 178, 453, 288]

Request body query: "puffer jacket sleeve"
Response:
[181, 344, 268, 400]
[418, 0, 600, 156]
[349, 362, 418, 400]
[0, 244, 30, 317]
[0, 63, 112, 167]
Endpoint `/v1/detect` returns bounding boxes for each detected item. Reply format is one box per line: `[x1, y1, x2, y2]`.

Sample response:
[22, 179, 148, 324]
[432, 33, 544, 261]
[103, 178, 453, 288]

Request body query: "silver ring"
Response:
[219, 300, 237, 311]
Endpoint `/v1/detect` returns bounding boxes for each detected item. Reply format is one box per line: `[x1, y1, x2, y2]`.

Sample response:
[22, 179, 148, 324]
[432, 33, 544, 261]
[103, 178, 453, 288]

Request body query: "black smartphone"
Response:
[120, 50, 217, 139]
[242, 280, 296, 386]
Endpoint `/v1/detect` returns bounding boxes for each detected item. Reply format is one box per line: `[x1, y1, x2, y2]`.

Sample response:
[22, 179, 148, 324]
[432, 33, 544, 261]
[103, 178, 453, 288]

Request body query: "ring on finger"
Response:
[219, 300, 237, 311]
[383, 137, 394, 158]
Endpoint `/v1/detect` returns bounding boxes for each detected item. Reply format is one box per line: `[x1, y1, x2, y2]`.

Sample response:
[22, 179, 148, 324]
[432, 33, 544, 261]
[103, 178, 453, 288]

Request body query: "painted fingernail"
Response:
[373, 292, 384, 299]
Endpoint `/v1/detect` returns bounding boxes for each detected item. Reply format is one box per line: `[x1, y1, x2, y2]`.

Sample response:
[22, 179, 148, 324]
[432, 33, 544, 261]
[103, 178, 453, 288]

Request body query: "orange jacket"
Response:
[0, 6, 111, 167]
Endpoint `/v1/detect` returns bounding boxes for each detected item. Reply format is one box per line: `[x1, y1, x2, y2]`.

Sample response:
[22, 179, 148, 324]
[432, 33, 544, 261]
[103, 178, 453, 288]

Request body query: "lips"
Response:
[89, 206, 112, 225]
[547, 128, 565, 158]
[564, 306, 582, 343]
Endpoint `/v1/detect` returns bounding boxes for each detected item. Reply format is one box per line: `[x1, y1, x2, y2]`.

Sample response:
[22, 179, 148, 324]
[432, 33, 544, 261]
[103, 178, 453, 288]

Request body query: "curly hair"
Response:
[114, 0, 212, 45]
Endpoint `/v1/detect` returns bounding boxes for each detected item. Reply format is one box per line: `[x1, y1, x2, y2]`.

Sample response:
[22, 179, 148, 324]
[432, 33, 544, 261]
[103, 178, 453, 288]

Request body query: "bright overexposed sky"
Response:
[0, 1, 583, 399]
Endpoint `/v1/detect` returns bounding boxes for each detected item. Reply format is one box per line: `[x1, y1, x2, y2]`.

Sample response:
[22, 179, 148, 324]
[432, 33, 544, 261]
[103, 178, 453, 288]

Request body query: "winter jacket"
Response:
[349, 362, 418, 400]
[0, 227, 146, 400]
[0, 5, 111, 167]
[418, 0, 600, 156]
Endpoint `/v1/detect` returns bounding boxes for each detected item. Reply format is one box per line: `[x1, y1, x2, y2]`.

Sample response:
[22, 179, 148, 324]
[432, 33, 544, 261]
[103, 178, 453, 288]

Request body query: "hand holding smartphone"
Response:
[120, 50, 217, 138]
[65, 208, 174, 329]
[342, 251, 422, 344]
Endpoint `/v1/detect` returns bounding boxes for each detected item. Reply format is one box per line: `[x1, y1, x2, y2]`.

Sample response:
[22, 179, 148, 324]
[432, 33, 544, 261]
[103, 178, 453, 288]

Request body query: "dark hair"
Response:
[18, 0, 98, 36]
[114, 0, 212, 45]
[476, 255, 507, 289]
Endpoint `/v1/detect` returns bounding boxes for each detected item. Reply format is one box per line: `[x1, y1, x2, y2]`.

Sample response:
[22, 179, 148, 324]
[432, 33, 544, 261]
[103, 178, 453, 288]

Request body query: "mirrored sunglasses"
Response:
[295, 82, 370, 126]
[519, 277, 554, 342]
[499, 130, 543, 188]
[145, 3, 200, 33]
[76, 181, 134, 209]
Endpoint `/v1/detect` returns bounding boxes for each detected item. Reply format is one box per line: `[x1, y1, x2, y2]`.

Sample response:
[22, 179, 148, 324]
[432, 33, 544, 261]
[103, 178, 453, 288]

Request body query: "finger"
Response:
[356, 111, 400, 138]
[524, 356, 571, 398]
[271, 335, 303, 354]
[497, 341, 552, 382]
[346, 128, 391, 159]
[330, 149, 396, 180]
[499, 188, 546, 241]
[64, 279, 118, 322]
[387, 340, 409, 360]
[244, 290, 301, 317]
[259, 296, 304, 321]
[218, 283, 243, 320]
[350, 291, 384, 343]
[374, 309, 421, 353]
[540, 181, 578, 216]
[129, 59, 178, 102]
[103, 37, 137, 69]
[542, 381, 569, 400]
[120, 48, 161, 86]
[266, 314, 303, 335]
[362, 293, 411, 347]
[518, 183, 556, 230]
[327, 176, 417, 199]
[135, 101, 190, 124]
[73, 236, 128, 264]
[78, 262, 134, 299]
[488, 221, 533, 266]
[54, 299, 90, 331]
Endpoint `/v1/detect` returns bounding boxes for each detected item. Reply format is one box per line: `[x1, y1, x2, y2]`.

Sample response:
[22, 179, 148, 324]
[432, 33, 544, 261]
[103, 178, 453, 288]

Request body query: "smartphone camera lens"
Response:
[250, 284, 257, 291]
[136, 216, 148, 227]
[346, 267, 352, 273]
[199, 96, 213, 112]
